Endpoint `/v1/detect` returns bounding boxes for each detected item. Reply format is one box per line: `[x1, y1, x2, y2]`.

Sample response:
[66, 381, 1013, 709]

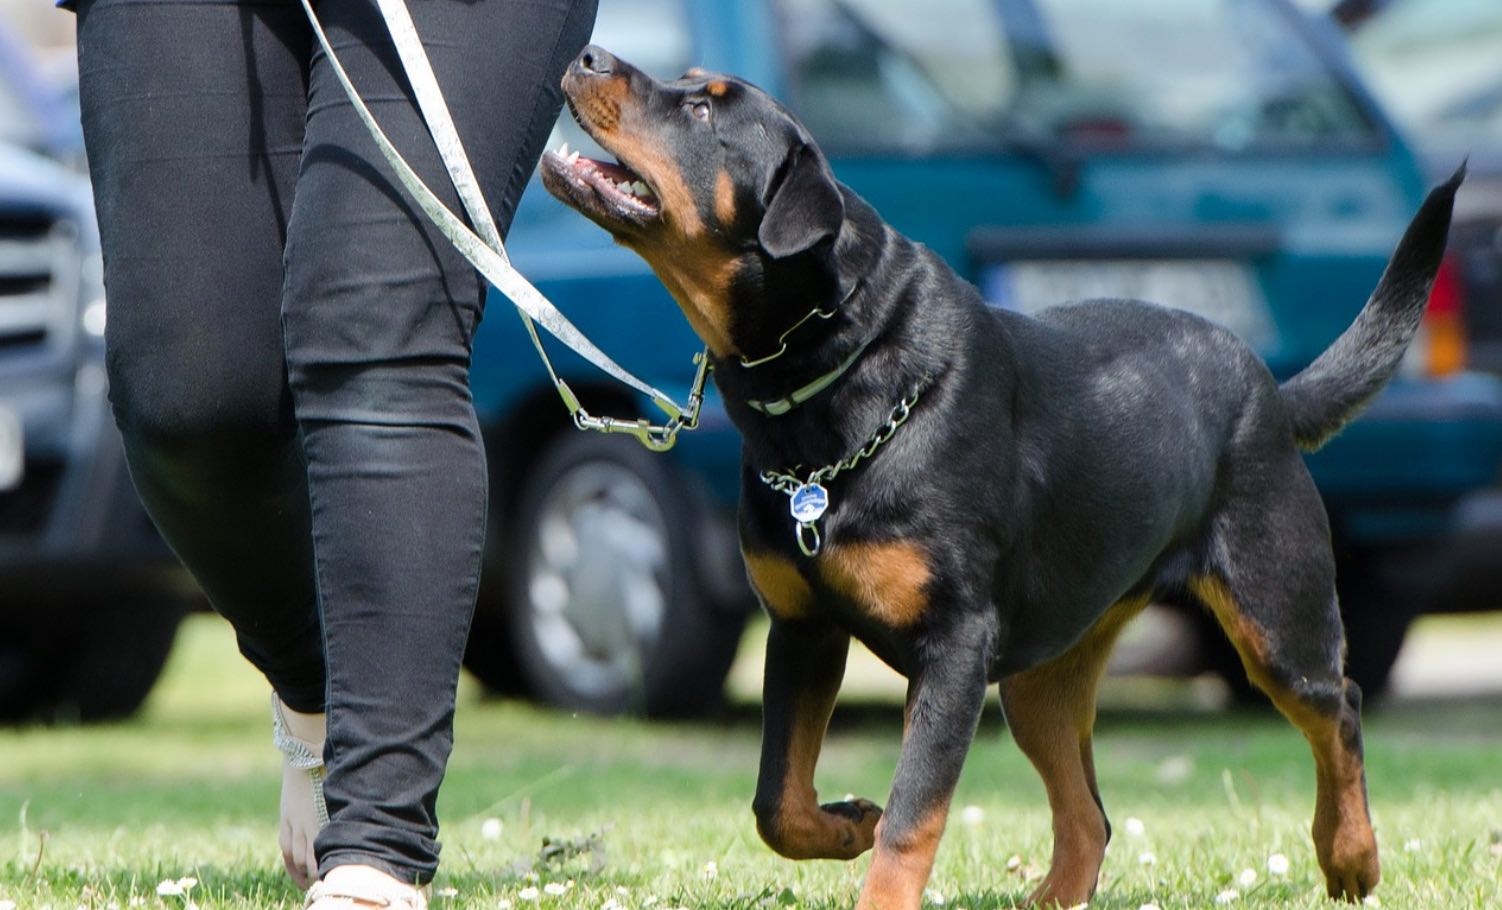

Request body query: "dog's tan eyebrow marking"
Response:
[685, 67, 709, 78]
[820, 540, 931, 627]
[707, 80, 730, 97]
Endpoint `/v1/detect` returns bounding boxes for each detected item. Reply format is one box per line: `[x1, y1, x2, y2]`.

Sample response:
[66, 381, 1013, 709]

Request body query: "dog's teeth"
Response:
[618, 180, 635, 195]
[557, 141, 571, 158]
[566, 150, 580, 164]
[632, 181, 651, 197]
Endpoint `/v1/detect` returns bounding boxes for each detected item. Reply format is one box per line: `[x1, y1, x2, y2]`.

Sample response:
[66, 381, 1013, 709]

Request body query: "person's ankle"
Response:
[274, 695, 325, 746]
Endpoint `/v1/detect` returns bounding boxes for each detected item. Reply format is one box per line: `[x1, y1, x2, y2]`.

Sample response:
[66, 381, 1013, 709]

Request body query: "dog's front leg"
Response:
[753, 617, 881, 860]
[857, 621, 991, 910]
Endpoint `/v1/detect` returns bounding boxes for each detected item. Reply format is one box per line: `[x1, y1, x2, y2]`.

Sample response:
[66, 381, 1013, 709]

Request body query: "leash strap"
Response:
[299, 0, 707, 450]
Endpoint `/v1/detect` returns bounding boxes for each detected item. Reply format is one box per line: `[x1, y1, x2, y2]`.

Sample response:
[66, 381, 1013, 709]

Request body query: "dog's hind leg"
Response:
[1000, 596, 1148, 908]
[1194, 460, 1379, 901]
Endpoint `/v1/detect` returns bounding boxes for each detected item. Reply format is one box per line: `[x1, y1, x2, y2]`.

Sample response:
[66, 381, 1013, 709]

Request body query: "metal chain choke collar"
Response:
[758, 379, 927, 556]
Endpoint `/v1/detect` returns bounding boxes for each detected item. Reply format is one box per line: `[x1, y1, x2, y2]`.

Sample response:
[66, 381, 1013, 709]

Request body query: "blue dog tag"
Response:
[789, 483, 829, 524]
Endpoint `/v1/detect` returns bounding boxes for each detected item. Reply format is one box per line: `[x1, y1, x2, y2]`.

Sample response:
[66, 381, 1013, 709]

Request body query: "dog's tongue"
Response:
[586, 158, 638, 183]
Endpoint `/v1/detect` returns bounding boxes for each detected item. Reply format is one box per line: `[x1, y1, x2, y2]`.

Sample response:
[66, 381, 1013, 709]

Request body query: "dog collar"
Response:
[738, 280, 862, 369]
[745, 335, 874, 416]
[759, 377, 929, 556]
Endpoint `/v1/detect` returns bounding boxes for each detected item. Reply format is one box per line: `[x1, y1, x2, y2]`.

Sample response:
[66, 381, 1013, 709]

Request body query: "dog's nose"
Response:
[575, 44, 617, 77]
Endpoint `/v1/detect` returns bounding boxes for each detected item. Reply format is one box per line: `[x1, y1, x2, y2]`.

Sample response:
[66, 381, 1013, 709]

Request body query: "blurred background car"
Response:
[1318, 0, 1502, 626]
[4, 0, 1501, 722]
[0, 19, 188, 723]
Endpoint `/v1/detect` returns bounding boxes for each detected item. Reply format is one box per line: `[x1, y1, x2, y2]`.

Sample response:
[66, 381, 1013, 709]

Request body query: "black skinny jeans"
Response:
[75, 0, 596, 882]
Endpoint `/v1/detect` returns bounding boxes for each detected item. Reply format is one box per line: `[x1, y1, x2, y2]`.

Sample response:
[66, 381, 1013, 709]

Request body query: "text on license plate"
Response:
[981, 259, 1274, 348]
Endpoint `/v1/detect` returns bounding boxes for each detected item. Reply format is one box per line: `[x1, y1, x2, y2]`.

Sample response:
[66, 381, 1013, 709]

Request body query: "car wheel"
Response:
[502, 432, 745, 717]
[0, 570, 187, 723]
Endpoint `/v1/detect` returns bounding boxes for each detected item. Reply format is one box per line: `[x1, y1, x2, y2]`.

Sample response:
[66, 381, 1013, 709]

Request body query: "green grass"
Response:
[2, 615, 1501, 909]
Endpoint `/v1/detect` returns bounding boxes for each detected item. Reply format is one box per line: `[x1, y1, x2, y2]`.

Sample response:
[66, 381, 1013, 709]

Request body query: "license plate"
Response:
[982, 259, 1274, 348]
[0, 404, 20, 492]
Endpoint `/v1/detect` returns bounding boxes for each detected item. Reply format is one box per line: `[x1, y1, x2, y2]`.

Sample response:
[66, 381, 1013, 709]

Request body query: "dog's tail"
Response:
[1279, 165, 1464, 452]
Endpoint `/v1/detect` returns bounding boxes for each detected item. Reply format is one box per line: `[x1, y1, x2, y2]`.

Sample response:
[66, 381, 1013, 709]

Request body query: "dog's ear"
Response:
[758, 142, 844, 259]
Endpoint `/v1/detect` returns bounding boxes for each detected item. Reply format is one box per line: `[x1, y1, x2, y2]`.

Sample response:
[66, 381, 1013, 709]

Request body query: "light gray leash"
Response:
[759, 380, 926, 556]
[299, 0, 708, 451]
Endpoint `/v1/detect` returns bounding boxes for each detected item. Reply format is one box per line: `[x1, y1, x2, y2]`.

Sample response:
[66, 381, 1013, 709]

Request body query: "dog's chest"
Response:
[744, 540, 931, 622]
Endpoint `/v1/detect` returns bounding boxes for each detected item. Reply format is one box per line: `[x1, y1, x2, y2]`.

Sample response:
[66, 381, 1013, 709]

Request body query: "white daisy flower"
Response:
[1137, 904, 1162, 910]
[1124, 817, 1146, 838]
[1267, 853, 1290, 876]
[499, 901, 514, 909]
[960, 805, 985, 826]
[703, 861, 718, 880]
[1363, 896, 1381, 907]
[924, 888, 946, 905]
[1005, 855, 1023, 873]
[1215, 888, 1240, 904]
[544, 882, 569, 896]
[156, 881, 185, 898]
[1154, 755, 1193, 784]
[1138, 851, 1157, 866]
[518, 887, 541, 901]
[436, 887, 459, 898]
[1237, 868, 1257, 888]
[0, 900, 14, 910]
[481, 818, 504, 840]
[1403, 839, 1422, 853]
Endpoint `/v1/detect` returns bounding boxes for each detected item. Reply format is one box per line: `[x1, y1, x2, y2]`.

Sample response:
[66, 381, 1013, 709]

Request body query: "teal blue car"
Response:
[462, 0, 1502, 714]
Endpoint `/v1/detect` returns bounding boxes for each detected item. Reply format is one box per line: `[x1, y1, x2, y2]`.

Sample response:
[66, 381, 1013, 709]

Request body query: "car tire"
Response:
[0, 570, 187, 723]
[500, 432, 746, 717]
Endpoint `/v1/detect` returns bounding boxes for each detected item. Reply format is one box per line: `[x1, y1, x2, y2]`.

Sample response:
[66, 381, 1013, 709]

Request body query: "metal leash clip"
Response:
[562, 352, 711, 452]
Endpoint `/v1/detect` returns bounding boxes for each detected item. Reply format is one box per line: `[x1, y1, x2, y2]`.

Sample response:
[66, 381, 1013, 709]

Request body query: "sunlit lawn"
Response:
[2, 614, 1500, 909]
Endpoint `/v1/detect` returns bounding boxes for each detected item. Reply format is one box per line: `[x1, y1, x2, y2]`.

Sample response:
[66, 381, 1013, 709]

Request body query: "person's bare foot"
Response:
[271, 693, 327, 890]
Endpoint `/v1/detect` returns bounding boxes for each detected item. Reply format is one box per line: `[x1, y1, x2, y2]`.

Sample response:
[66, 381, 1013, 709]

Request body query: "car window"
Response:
[775, 0, 1378, 154]
[775, 0, 1019, 153]
[543, 0, 692, 163]
[1348, 0, 1502, 144]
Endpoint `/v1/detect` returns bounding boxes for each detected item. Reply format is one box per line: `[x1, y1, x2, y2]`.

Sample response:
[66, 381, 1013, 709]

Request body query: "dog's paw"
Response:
[818, 797, 882, 855]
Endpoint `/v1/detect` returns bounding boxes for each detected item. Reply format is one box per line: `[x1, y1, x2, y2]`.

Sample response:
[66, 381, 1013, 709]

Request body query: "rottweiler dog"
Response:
[540, 44, 1461, 909]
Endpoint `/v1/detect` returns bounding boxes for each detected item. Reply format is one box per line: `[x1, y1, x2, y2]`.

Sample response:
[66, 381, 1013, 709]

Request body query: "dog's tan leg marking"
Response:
[744, 550, 814, 622]
[757, 685, 881, 860]
[1193, 574, 1379, 901]
[856, 804, 948, 910]
[754, 621, 878, 860]
[820, 540, 931, 627]
[1000, 596, 1148, 908]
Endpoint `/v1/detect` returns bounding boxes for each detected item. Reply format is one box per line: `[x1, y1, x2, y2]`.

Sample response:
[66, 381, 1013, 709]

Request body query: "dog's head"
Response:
[540, 46, 846, 358]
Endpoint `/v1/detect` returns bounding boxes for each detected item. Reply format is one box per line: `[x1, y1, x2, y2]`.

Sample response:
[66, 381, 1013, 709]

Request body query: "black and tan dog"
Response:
[540, 45, 1461, 909]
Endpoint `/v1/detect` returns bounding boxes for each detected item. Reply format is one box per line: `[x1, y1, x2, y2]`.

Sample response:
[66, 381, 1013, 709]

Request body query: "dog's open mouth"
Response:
[540, 141, 661, 227]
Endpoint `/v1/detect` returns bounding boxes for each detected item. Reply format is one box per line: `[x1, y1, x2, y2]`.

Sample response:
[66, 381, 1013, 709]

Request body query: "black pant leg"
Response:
[280, 0, 598, 882]
[74, 0, 325, 711]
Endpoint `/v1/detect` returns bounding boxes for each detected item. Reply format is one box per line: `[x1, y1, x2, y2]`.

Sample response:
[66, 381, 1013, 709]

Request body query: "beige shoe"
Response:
[272, 693, 328, 890]
[305, 864, 429, 910]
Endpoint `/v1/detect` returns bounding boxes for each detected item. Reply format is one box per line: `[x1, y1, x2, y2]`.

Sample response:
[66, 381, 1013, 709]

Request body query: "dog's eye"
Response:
[687, 100, 711, 123]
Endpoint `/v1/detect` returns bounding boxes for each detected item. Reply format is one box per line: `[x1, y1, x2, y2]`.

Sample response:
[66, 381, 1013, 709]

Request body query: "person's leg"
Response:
[74, 0, 325, 712]
[281, 0, 597, 883]
[75, 0, 329, 886]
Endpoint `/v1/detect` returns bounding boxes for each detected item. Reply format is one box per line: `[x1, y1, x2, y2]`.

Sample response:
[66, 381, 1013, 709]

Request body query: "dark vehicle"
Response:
[0, 140, 187, 723]
[463, 0, 1502, 714]
[1333, 0, 1502, 622]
